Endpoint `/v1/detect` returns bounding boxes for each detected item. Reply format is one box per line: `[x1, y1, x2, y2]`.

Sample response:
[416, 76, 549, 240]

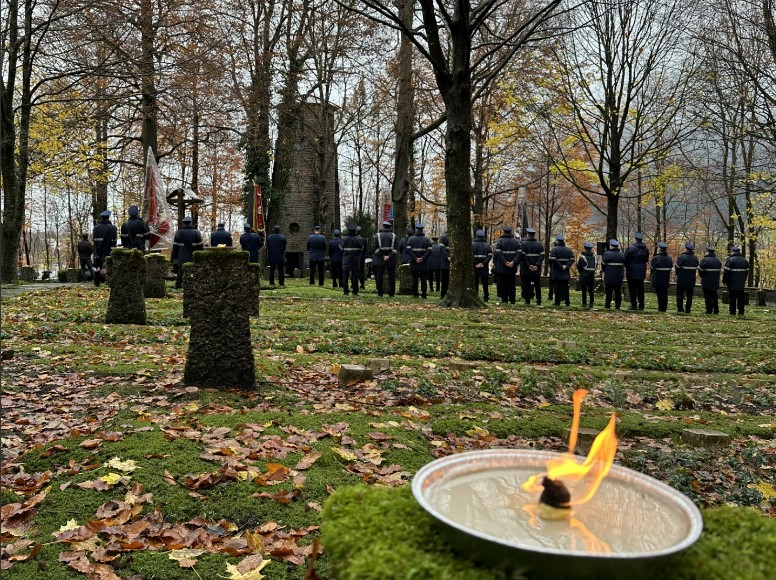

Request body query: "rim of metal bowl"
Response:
[412, 449, 704, 560]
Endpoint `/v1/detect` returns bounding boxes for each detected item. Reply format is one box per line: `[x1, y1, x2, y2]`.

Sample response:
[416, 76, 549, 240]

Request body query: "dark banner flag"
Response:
[250, 183, 265, 233]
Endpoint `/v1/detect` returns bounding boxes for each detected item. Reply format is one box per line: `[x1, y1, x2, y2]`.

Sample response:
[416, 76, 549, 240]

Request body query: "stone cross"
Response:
[144, 253, 170, 298]
[105, 249, 147, 325]
[182, 248, 260, 388]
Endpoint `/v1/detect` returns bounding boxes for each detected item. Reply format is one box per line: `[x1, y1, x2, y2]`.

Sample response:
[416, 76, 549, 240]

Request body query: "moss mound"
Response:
[322, 485, 776, 580]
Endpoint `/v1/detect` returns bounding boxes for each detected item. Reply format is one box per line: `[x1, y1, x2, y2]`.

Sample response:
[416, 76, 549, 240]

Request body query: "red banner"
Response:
[382, 203, 392, 223]
[252, 184, 265, 233]
[143, 149, 172, 250]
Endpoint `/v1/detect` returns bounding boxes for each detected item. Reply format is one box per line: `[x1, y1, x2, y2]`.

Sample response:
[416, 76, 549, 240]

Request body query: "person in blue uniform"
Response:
[472, 229, 493, 302]
[493, 226, 519, 304]
[601, 239, 626, 309]
[329, 229, 344, 288]
[623, 231, 649, 310]
[92, 210, 117, 287]
[407, 224, 432, 298]
[650, 242, 673, 312]
[428, 237, 443, 293]
[172, 216, 204, 289]
[577, 242, 596, 307]
[210, 222, 232, 247]
[549, 234, 574, 306]
[239, 223, 263, 263]
[266, 225, 287, 286]
[340, 222, 364, 295]
[356, 226, 367, 289]
[439, 233, 450, 298]
[519, 228, 544, 305]
[307, 225, 327, 286]
[372, 221, 398, 297]
[722, 245, 749, 316]
[398, 225, 414, 265]
[120, 205, 151, 251]
[698, 245, 722, 314]
[675, 242, 699, 313]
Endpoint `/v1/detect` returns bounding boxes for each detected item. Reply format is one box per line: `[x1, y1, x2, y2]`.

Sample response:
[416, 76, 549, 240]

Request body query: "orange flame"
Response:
[522, 389, 618, 507]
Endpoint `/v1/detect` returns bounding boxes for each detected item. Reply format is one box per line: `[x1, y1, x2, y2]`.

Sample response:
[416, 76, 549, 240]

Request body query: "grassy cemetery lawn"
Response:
[1, 280, 774, 579]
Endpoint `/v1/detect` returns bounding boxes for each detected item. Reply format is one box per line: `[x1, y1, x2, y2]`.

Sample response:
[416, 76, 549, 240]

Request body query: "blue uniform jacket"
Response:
[266, 233, 287, 264]
[623, 242, 650, 280]
[307, 234, 327, 261]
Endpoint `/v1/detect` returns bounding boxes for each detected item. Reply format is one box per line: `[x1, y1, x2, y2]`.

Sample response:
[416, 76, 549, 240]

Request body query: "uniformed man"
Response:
[547, 239, 557, 302]
[675, 241, 699, 313]
[428, 236, 442, 293]
[472, 229, 493, 302]
[623, 231, 650, 310]
[239, 223, 263, 264]
[77, 233, 93, 281]
[372, 221, 398, 297]
[493, 226, 520, 304]
[329, 229, 344, 288]
[601, 239, 626, 309]
[340, 221, 364, 295]
[722, 245, 749, 316]
[120, 205, 151, 252]
[307, 225, 327, 286]
[210, 221, 233, 247]
[439, 233, 451, 298]
[650, 242, 673, 312]
[519, 228, 544, 305]
[172, 216, 204, 289]
[407, 224, 432, 298]
[398, 225, 414, 265]
[577, 242, 596, 307]
[698, 245, 722, 314]
[549, 234, 574, 306]
[92, 210, 117, 287]
[266, 225, 287, 286]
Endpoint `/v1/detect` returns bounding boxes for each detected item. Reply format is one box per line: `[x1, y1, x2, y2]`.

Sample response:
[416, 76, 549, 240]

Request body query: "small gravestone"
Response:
[338, 364, 374, 386]
[681, 428, 730, 449]
[144, 253, 169, 298]
[559, 340, 577, 349]
[449, 360, 478, 371]
[398, 264, 412, 295]
[183, 248, 260, 389]
[105, 249, 146, 325]
[367, 358, 391, 372]
[563, 427, 600, 454]
[66, 268, 80, 283]
[756, 290, 766, 307]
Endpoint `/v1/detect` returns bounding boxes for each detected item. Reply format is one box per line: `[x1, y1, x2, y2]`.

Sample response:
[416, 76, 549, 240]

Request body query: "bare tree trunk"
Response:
[390, 0, 414, 238]
[139, 0, 159, 160]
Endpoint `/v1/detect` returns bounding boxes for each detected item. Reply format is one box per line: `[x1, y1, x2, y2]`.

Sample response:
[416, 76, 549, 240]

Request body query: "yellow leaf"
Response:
[656, 399, 674, 411]
[222, 557, 271, 580]
[751, 481, 776, 500]
[54, 519, 80, 536]
[295, 345, 304, 354]
[169, 549, 206, 561]
[99, 473, 124, 485]
[103, 457, 139, 472]
[185, 402, 200, 412]
[465, 426, 490, 437]
[331, 447, 357, 461]
[539, 401, 551, 408]
[244, 530, 265, 554]
[331, 363, 341, 374]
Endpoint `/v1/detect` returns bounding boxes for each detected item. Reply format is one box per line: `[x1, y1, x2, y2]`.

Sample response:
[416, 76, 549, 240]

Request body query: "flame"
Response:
[521, 389, 618, 507]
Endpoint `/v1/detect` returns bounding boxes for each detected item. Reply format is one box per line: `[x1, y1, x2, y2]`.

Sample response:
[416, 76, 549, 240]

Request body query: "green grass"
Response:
[1, 280, 774, 579]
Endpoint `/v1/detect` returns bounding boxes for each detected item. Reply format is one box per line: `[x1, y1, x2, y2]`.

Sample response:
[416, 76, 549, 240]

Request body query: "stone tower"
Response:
[270, 101, 340, 274]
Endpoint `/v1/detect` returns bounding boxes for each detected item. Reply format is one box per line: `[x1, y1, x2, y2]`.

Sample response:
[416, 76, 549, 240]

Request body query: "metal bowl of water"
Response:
[412, 449, 703, 578]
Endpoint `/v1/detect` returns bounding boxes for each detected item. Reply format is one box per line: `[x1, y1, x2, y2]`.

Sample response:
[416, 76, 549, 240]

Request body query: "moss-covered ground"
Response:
[1, 280, 774, 579]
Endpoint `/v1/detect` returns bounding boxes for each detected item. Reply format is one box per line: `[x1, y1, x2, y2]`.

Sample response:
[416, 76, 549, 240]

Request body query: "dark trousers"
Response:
[547, 275, 554, 299]
[269, 263, 285, 286]
[554, 279, 570, 305]
[580, 277, 595, 306]
[440, 270, 450, 298]
[703, 289, 719, 314]
[498, 273, 516, 303]
[330, 262, 343, 287]
[627, 279, 645, 309]
[374, 265, 395, 296]
[358, 262, 366, 288]
[474, 269, 489, 301]
[79, 257, 93, 281]
[309, 260, 325, 285]
[411, 270, 428, 298]
[429, 269, 441, 292]
[522, 274, 542, 304]
[605, 283, 622, 309]
[728, 289, 745, 315]
[94, 257, 104, 287]
[655, 288, 669, 312]
[343, 268, 359, 295]
[676, 286, 694, 313]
